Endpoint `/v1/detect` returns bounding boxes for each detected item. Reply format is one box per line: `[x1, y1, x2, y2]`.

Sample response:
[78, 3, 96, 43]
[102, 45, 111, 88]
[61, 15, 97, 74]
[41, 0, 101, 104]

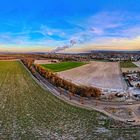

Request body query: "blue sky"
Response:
[0, 0, 140, 52]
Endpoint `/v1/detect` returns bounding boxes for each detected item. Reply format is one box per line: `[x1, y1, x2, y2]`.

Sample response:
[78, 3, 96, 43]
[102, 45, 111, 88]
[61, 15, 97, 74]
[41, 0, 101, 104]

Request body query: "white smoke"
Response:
[52, 39, 77, 53]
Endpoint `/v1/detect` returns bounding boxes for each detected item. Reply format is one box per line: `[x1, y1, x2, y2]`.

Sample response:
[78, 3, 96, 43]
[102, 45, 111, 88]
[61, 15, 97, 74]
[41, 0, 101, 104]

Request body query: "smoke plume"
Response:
[52, 39, 77, 53]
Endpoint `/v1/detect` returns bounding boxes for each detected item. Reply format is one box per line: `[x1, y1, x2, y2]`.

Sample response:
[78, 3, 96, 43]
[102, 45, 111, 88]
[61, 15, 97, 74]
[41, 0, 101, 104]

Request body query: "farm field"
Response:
[121, 61, 140, 72]
[41, 61, 86, 72]
[133, 61, 140, 68]
[58, 61, 127, 90]
[120, 61, 138, 68]
[1, 61, 140, 139]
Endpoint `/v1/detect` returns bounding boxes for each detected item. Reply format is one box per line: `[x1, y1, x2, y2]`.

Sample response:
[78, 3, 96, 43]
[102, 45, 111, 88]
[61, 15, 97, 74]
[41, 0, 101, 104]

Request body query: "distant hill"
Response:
[91, 50, 140, 54]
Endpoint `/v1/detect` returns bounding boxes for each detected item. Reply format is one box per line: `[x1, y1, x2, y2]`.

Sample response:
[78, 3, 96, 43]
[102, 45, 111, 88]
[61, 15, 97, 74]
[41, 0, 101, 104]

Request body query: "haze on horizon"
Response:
[0, 0, 140, 53]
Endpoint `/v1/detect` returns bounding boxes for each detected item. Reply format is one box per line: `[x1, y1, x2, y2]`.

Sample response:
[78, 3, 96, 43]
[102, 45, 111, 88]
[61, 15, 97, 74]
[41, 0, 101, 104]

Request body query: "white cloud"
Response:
[39, 25, 66, 37]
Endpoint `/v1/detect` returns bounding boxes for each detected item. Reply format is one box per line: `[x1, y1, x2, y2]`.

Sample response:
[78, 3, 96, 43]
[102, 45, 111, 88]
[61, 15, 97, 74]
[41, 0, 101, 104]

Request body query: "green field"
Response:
[120, 61, 138, 68]
[41, 61, 86, 72]
[0, 61, 139, 139]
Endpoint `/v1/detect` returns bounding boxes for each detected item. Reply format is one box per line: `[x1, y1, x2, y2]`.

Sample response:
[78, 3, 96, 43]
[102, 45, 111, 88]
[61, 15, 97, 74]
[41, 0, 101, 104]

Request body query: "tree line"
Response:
[21, 59, 101, 100]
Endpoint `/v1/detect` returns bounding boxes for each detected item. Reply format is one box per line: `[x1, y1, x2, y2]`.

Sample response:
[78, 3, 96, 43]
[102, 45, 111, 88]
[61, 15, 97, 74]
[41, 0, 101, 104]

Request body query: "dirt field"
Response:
[58, 61, 127, 91]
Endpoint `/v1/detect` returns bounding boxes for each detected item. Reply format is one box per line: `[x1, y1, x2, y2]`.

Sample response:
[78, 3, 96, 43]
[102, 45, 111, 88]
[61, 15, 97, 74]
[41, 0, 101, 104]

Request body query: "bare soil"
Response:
[58, 61, 126, 90]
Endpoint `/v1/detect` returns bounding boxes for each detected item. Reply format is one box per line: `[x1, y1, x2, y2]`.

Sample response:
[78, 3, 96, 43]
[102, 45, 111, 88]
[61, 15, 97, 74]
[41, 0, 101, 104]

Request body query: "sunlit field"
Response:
[41, 61, 86, 72]
[0, 61, 139, 139]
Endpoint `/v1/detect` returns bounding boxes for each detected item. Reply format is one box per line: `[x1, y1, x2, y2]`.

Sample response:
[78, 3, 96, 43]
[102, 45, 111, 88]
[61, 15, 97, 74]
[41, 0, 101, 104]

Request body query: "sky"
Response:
[0, 0, 140, 53]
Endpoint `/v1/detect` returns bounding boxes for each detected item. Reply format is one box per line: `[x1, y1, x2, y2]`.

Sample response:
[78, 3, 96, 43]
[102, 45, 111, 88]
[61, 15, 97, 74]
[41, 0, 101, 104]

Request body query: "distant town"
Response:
[0, 50, 140, 62]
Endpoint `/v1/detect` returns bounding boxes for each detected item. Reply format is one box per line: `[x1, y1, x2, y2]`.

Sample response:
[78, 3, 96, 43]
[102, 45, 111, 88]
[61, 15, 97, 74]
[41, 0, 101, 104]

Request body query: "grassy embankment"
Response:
[41, 61, 86, 72]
